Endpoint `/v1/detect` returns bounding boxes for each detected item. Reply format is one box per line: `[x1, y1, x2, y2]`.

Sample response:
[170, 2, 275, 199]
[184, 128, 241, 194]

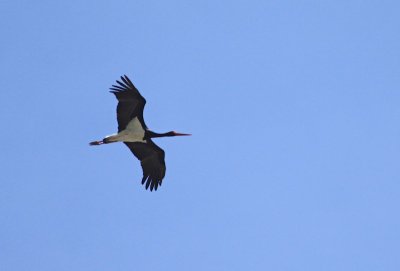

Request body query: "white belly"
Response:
[105, 117, 146, 143]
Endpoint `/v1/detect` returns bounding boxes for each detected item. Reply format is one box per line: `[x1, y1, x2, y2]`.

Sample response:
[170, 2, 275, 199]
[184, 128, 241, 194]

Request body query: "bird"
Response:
[90, 75, 190, 191]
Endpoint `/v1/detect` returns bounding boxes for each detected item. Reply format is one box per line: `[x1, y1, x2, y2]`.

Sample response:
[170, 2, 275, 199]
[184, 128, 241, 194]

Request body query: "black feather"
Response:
[125, 141, 166, 191]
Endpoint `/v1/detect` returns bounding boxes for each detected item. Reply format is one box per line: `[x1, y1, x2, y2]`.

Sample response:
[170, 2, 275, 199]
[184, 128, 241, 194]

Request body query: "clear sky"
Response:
[1, 1, 399, 270]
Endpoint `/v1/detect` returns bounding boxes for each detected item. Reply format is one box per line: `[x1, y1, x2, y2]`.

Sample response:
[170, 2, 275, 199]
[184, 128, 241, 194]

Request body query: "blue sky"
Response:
[1, 1, 400, 270]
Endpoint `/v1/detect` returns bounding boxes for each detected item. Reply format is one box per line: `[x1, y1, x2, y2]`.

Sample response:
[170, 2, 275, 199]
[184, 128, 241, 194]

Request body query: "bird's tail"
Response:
[89, 140, 104, 146]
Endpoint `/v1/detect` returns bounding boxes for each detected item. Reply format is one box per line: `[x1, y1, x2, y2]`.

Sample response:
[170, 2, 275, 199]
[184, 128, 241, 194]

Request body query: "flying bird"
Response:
[90, 75, 190, 191]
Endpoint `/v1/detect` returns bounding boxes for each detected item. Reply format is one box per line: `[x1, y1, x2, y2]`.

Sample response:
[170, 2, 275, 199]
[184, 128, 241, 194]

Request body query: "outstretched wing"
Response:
[124, 140, 166, 191]
[109, 75, 147, 132]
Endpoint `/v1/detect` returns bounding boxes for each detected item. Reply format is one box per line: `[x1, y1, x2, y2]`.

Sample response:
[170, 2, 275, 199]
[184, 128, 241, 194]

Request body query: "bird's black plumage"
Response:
[110, 75, 166, 191]
[109, 75, 147, 132]
[124, 141, 166, 191]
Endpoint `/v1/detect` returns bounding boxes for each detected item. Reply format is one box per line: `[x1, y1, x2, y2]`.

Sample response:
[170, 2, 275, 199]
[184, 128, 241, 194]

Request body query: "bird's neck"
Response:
[145, 130, 174, 139]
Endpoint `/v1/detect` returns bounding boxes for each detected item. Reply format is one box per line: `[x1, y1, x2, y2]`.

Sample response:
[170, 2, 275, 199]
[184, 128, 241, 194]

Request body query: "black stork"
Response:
[90, 75, 190, 191]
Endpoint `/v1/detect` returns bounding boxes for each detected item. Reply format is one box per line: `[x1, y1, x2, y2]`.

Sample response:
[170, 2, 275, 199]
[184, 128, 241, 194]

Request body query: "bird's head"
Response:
[166, 131, 192, 137]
